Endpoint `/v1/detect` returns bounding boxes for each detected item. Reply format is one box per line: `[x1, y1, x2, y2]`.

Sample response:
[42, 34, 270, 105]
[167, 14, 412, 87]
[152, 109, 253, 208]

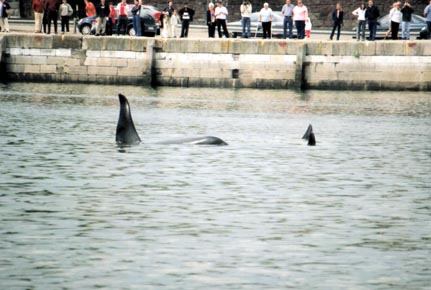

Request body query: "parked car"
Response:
[352, 13, 427, 39]
[228, 11, 287, 38]
[78, 5, 161, 36]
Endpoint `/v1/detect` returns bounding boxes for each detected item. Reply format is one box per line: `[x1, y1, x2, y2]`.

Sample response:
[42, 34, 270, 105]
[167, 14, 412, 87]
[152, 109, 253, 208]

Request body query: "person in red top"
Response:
[32, 0, 45, 33]
[116, 0, 130, 35]
[84, 0, 96, 17]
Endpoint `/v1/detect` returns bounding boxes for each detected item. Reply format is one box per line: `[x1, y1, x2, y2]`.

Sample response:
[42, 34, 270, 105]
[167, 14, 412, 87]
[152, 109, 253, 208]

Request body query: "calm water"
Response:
[0, 83, 430, 290]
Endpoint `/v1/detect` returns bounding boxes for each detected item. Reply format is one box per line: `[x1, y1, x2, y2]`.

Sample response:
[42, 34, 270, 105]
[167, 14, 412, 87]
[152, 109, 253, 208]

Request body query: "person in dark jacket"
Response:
[206, 2, 216, 37]
[95, 0, 110, 35]
[365, 0, 380, 40]
[178, 2, 194, 38]
[45, 0, 59, 34]
[330, 2, 344, 40]
[401, 1, 414, 39]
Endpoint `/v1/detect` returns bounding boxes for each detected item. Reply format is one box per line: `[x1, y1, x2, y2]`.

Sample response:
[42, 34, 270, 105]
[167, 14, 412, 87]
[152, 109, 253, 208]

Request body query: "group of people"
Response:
[161, 1, 195, 38]
[6, 0, 431, 41]
[331, 0, 429, 41]
[350, 0, 416, 41]
[31, 0, 73, 34]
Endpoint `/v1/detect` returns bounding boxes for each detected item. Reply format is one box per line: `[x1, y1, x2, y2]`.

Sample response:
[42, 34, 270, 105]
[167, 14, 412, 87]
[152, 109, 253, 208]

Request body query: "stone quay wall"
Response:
[1, 33, 430, 91]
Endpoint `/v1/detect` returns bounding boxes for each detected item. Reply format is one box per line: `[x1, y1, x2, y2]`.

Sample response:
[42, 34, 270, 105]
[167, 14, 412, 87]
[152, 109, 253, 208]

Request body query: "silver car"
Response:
[227, 11, 286, 38]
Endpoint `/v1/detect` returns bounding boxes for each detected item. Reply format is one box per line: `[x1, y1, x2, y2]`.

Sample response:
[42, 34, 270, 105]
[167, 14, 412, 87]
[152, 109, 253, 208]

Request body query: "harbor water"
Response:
[0, 83, 430, 289]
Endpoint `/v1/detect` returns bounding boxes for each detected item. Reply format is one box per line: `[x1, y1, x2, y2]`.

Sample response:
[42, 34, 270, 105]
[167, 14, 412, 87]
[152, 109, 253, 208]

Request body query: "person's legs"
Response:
[288, 17, 293, 39]
[283, 17, 288, 39]
[336, 23, 341, 40]
[221, 20, 229, 38]
[216, 19, 222, 38]
[52, 11, 58, 34]
[61, 16, 65, 33]
[245, 17, 250, 37]
[330, 22, 336, 39]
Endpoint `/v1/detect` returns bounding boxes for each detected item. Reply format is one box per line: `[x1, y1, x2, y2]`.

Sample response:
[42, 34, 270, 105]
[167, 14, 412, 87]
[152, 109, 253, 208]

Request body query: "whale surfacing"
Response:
[302, 124, 316, 146]
[115, 94, 228, 146]
[116, 94, 142, 145]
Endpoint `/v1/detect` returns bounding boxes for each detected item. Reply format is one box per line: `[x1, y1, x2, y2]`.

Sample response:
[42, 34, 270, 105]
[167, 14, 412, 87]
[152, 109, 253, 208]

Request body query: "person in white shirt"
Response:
[389, 1, 402, 39]
[259, 3, 273, 39]
[352, 2, 367, 41]
[240, 1, 252, 38]
[215, 0, 229, 38]
[293, 0, 308, 39]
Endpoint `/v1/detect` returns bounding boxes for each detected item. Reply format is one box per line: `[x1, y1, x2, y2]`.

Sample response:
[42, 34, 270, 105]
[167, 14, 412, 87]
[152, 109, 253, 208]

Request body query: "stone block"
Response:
[64, 65, 88, 75]
[32, 56, 47, 65]
[24, 65, 41, 73]
[67, 58, 81, 67]
[7, 63, 25, 73]
[118, 67, 145, 76]
[15, 56, 33, 64]
[40, 49, 56, 56]
[86, 50, 101, 57]
[111, 58, 129, 67]
[41, 64, 57, 73]
[88, 66, 118, 76]
[52, 35, 82, 49]
[55, 48, 72, 57]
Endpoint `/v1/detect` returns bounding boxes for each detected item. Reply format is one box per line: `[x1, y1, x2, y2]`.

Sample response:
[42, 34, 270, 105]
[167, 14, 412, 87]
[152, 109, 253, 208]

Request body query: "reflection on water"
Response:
[0, 83, 430, 289]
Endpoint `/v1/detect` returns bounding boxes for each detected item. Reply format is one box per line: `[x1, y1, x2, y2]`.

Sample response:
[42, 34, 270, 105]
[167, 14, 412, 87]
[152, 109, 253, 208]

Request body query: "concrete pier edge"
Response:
[1, 33, 430, 91]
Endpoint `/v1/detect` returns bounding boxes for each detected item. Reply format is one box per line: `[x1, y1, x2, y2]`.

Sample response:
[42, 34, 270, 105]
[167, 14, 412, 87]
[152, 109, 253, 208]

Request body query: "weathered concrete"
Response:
[2, 33, 431, 91]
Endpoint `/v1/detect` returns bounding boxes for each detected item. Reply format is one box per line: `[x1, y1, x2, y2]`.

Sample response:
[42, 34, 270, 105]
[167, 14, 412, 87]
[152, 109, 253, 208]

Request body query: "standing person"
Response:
[131, 0, 142, 36]
[162, 1, 174, 37]
[293, 0, 308, 40]
[179, 2, 194, 38]
[389, 1, 402, 40]
[400, 1, 413, 39]
[84, 0, 96, 17]
[107, 2, 116, 35]
[240, 0, 252, 38]
[365, 0, 380, 41]
[329, 3, 344, 40]
[59, 0, 73, 34]
[116, 0, 130, 35]
[352, 2, 367, 41]
[171, 9, 180, 37]
[215, 0, 229, 38]
[423, 0, 431, 39]
[0, 0, 10, 33]
[206, 2, 216, 37]
[259, 2, 273, 39]
[281, 0, 295, 39]
[32, 0, 45, 33]
[96, 0, 110, 36]
[45, 0, 59, 34]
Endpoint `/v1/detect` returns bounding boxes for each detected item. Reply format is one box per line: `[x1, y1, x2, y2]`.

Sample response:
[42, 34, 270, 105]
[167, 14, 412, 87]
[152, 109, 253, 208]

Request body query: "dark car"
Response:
[78, 5, 161, 36]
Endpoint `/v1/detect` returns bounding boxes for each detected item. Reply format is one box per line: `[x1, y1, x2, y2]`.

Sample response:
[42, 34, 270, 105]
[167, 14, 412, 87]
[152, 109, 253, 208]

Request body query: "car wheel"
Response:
[232, 32, 238, 38]
[128, 27, 136, 36]
[80, 24, 91, 35]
